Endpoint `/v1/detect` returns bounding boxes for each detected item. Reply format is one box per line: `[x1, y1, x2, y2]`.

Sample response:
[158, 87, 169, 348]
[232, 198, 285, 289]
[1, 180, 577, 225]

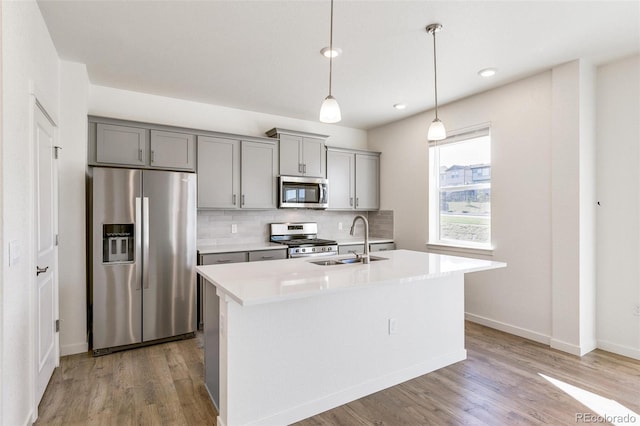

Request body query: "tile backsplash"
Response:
[197, 209, 394, 246]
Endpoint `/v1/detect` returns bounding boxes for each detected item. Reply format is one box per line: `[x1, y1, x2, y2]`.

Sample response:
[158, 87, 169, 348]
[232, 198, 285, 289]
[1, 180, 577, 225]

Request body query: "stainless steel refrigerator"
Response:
[89, 167, 197, 355]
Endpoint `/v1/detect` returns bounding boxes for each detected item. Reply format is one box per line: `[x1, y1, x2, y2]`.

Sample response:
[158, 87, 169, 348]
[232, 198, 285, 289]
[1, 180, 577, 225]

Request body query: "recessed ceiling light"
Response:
[393, 103, 407, 110]
[478, 68, 497, 78]
[320, 47, 342, 58]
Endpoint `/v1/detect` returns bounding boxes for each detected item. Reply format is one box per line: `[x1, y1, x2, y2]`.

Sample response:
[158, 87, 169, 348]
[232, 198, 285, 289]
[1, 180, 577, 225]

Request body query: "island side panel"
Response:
[203, 281, 220, 411]
[219, 272, 466, 426]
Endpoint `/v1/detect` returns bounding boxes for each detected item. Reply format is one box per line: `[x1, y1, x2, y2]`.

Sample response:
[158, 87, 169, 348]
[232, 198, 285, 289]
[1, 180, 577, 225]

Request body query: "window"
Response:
[429, 125, 491, 249]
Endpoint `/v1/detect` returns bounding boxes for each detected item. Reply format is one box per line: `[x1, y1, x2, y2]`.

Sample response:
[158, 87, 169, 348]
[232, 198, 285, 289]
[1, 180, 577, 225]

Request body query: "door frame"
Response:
[30, 92, 59, 421]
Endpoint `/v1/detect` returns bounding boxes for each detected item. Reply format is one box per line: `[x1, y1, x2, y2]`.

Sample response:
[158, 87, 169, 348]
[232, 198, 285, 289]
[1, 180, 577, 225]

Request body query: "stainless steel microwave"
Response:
[279, 176, 328, 209]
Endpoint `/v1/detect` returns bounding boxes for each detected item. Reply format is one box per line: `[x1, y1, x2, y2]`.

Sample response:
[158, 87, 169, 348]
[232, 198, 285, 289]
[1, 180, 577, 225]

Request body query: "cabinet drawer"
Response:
[338, 244, 364, 255]
[200, 252, 248, 265]
[370, 242, 395, 252]
[248, 249, 287, 262]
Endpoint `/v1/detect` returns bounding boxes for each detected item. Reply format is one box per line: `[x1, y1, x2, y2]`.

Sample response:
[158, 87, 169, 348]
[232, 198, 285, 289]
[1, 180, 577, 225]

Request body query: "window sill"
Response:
[426, 242, 494, 258]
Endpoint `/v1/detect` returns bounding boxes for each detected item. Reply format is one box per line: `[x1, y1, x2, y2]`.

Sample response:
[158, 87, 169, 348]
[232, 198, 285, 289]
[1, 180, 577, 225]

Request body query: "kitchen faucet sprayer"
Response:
[349, 215, 370, 264]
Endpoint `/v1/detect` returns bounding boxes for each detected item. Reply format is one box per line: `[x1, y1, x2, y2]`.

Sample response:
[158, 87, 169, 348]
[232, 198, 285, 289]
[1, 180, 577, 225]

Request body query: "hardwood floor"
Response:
[35, 333, 218, 425]
[36, 323, 639, 425]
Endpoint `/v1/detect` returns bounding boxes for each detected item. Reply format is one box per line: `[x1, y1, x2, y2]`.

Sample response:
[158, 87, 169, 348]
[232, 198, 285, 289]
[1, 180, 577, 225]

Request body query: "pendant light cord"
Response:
[432, 29, 439, 120]
[328, 0, 334, 96]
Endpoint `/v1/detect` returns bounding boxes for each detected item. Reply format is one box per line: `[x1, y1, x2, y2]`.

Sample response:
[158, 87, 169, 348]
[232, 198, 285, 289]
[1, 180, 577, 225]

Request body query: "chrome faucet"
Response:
[349, 215, 370, 264]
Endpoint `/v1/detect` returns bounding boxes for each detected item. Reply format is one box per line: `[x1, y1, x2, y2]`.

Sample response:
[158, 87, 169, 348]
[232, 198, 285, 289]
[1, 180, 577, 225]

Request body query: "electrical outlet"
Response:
[388, 318, 397, 335]
[338, 222, 343, 231]
[231, 224, 238, 234]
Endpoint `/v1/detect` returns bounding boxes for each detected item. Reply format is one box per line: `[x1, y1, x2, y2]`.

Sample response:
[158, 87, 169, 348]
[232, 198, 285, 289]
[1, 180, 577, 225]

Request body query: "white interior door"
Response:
[34, 102, 59, 406]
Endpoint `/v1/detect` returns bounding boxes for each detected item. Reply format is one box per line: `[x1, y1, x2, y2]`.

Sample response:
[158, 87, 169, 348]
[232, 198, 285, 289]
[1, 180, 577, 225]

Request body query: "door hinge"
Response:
[55, 319, 60, 332]
[55, 234, 59, 246]
[54, 146, 62, 159]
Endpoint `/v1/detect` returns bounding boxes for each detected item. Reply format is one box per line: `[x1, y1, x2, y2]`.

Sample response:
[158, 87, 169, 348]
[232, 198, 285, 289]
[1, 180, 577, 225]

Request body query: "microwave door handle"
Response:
[319, 184, 325, 203]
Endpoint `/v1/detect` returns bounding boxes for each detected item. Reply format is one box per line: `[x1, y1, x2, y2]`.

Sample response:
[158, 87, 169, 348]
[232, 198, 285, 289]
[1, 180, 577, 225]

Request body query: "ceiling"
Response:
[37, 0, 640, 130]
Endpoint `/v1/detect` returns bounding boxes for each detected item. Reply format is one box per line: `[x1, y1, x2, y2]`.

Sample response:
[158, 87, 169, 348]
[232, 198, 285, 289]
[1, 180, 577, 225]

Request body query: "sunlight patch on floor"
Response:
[539, 374, 639, 425]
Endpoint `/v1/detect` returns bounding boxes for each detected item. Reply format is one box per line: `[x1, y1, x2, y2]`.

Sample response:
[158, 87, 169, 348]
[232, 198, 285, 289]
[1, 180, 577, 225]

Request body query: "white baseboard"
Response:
[597, 339, 640, 361]
[550, 338, 582, 356]
[60, 341, 88, 356]
[247, 350, 467, 426]
[465, 312, 550, 345]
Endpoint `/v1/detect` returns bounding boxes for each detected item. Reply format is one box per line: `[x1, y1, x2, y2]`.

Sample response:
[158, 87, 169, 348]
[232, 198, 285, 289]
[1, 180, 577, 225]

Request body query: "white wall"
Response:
[89, 85, 368, 150]
[550, 60, 597, 356]
[596, 54, 640, 360]
[369, 58, 635, 358]
[369, 72, 554, 344]
[58, 61, 89, 356]
[1, 0, 61, 424]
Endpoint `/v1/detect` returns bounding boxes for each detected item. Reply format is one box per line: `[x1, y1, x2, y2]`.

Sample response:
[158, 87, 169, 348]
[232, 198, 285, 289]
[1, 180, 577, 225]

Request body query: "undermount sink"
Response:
[310, 256, 387, 266]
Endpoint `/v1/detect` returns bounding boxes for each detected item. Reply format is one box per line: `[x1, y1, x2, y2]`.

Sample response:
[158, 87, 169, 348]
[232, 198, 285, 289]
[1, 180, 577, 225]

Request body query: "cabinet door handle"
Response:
[233, 194, 237, 205]
[303, 164, 307, 174]
[241, 195, 245, 206]
[349, 197, 353, 207]
[298, 163, 303, 173]
[261, 256, 274, 260]
[150, 150, 155, 163]
[138, 149, 143, 161]
[356, 198, 359, 208]
[36, 266, 49, 276]
[216, 259, 233, 264]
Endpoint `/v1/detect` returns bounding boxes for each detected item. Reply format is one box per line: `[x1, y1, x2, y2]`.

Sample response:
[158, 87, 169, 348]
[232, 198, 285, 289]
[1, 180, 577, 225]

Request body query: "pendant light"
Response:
[319, 0, 341, 123]
[426, 23, 446, 141]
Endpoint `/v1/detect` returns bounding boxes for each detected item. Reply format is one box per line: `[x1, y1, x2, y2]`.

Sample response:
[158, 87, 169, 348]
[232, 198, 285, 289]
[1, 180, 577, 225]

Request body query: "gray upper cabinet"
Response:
[197, 136, 278, 210]
[266, 128, 327, 178]
[90, 117, 196, 172]
[150, 130, 195, 170]
[326, 147, 380, 211]
[355, 153, 380, 210]
[241, 140, 278, 209]
[327, 149, 355, 209]
[96, 123, 147, 166]
[197, 136, 240, 209]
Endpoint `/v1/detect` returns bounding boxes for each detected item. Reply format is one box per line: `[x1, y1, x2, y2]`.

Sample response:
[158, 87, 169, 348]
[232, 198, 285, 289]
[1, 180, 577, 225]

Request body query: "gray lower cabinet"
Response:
[248, 249, 287, 262]
[197, 136, 278, 210]
[150, 130, 195, 170]
[197, 248, 286, 326]
[371, 242, 396, 252]
[327, 148, 380, 210]
[338, 242, 395, 255]
[96, 123, 147, 166]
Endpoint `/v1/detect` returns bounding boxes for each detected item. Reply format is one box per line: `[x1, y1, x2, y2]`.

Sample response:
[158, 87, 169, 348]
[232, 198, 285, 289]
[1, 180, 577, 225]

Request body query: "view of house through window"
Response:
[429, 126, 491, 248]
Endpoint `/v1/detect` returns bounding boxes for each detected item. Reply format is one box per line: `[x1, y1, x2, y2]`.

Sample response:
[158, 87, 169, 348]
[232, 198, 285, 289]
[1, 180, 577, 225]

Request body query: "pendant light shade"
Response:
[319, 0, 341, 123]
[428, 118, 446, 141]
[320, 95, 342, 123]
[426, 23, 446, 141]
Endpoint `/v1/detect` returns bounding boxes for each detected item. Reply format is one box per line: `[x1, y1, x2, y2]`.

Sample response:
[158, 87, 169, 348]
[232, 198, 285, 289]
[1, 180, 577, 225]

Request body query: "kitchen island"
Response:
[197, 249, 506, 426]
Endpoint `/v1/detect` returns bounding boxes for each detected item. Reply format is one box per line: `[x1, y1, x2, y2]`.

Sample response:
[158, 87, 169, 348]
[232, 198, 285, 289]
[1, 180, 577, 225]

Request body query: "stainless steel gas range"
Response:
[270, 223, 338, 258]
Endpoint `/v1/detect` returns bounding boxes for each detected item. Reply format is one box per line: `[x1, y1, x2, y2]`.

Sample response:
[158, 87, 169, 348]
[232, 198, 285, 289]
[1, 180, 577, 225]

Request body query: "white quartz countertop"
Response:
[196, 249, 506, 306]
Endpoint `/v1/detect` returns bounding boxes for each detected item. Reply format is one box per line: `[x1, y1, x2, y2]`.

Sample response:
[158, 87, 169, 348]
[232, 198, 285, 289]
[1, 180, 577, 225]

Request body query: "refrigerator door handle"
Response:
[143, 197, 150, 289]
[135, 197, 143, 291]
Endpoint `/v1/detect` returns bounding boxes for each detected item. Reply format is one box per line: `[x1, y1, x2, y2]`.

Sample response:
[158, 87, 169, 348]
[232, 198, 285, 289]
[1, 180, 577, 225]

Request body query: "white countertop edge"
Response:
[209, 271, 464, 307]
[197, 250, 507, 307]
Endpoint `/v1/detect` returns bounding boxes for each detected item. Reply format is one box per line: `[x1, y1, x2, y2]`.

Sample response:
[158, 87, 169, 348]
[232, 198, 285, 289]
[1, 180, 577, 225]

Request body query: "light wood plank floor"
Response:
[36, 322, 640, 425]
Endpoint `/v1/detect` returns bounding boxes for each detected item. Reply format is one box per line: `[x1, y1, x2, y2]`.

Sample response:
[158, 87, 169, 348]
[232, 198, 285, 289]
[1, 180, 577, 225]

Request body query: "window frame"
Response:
[428, 124, 493, 255]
